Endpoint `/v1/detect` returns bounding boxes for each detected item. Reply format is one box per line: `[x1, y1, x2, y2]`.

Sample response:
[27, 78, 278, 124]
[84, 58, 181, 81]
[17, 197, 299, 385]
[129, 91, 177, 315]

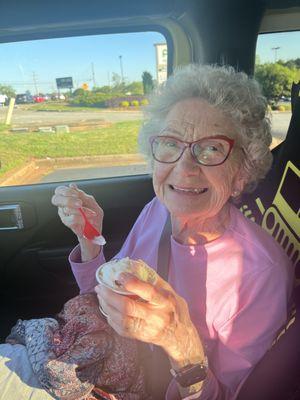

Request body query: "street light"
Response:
[119, 55, 124, 83]
[271, 46, 280, 63]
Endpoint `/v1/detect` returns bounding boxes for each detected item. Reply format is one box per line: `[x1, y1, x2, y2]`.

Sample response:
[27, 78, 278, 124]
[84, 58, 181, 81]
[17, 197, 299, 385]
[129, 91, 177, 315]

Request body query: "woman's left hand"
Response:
[95, 273, 205, 368]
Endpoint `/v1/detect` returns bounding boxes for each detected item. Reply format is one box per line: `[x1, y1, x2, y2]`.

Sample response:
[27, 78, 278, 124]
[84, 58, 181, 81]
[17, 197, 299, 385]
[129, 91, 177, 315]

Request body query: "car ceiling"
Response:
[0, 0, 299, 39]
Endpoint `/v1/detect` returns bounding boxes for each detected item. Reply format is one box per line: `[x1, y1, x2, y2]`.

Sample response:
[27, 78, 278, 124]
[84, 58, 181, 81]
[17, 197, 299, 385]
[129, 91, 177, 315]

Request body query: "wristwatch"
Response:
[170, 357, 208, 388]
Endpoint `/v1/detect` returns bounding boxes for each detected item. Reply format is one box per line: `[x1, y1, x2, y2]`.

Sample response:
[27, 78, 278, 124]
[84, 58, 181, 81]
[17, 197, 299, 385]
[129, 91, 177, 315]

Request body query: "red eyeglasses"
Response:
[149, 135, 235, 166]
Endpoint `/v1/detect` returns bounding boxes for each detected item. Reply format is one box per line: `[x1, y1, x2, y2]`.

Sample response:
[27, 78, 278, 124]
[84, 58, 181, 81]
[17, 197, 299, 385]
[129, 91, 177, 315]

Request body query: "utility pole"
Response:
[271, 46, 280, 63]
[119, 55, 124, 83]
[107, 71, 111, 87]
[91, 63, 96, 87]
[32, 71, 39, 95]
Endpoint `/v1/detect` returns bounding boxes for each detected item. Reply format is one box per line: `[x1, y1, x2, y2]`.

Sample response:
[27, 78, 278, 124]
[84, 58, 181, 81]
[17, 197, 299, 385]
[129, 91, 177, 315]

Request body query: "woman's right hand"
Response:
[51, 183, 104, 261]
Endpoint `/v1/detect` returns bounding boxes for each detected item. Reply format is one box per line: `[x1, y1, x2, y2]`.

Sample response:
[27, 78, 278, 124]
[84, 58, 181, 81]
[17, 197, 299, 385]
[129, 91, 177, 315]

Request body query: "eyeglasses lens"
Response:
[193, 138, 230, 165]
[152, 137, 182, 162]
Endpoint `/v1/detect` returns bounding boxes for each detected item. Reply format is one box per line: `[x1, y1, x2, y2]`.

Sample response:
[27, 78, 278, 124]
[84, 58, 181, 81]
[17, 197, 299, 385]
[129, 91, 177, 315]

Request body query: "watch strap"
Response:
[170, 357, 208, 388]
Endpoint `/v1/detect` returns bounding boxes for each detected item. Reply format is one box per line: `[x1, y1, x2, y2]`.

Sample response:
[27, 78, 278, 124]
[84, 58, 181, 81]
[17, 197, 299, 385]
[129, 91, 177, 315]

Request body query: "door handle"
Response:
[0, 204, 24, 230]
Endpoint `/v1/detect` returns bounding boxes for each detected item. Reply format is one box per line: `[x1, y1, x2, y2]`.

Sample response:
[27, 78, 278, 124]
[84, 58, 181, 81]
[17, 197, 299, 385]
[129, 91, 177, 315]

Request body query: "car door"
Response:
[0, 176, 155, 340]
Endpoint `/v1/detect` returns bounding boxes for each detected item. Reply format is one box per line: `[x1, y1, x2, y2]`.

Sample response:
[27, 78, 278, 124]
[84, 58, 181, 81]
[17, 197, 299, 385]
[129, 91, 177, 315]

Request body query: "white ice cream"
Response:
[96, 257, 157, 292]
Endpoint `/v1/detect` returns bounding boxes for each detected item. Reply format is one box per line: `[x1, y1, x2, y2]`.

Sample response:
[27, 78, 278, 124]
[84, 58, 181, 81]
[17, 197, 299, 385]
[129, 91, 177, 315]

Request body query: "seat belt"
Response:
[157, 213, 172, 281]
[145, 213, 173, 400]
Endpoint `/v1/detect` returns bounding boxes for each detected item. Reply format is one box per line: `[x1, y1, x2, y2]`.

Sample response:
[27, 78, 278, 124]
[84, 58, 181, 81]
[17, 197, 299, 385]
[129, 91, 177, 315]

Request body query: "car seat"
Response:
[236, 82, 300, 400]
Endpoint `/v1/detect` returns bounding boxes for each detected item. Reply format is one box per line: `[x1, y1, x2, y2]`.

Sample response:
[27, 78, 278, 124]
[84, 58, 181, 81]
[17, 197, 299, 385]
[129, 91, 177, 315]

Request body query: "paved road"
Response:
[42, 163, 150, 182]
[0, 107, 291, 138]
[0, 107, 142, 126]
[271, 112, 291, 139]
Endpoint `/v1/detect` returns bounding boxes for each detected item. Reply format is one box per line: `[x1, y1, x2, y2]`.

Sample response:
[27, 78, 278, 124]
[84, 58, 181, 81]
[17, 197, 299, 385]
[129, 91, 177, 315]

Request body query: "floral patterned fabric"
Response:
[6, 294, 151, 400]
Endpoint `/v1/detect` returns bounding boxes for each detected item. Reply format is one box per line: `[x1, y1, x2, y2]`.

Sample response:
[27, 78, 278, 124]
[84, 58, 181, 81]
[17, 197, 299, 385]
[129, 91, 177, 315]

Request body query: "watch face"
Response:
[174, 363, 207, 387]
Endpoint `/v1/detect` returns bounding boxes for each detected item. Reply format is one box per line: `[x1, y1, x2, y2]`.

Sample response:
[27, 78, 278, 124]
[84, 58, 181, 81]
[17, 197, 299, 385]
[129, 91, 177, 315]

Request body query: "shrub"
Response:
[277, 105, 286, 112]
[105, 95, 147, 108]
[271, 105, 281, 111]
[120, 101, 129, 107]
[69, 92, 113, 107]
[72, 88, 85, 97]
[69, 93, 147, 108]
[140, 99, 149, 106]
[282, 103, 291, 111]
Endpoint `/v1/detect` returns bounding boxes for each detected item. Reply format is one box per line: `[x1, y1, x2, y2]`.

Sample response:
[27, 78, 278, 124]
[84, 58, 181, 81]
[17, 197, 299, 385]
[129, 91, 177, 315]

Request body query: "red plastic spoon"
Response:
[79, 208, 106, 245]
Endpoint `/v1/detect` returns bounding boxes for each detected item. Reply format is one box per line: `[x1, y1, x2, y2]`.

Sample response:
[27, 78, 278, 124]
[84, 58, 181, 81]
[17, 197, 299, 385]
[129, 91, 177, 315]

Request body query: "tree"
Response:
[255, 63, 299, 100]
[72, 88, 86, 97]
[93, 85, 111, 94]
[125, 81, 143, 95]
[111, 73, 126, 93]
[0, 84, 16, 98]
[142, 71, 154, 94]
[111, 72, 122, 86]
[278, 58, 300, 70]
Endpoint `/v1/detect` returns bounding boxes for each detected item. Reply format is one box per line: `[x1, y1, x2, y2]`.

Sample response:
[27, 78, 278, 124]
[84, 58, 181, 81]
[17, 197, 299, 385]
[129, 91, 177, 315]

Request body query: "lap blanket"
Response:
[5, 293, 151, 400]
[0, 343, 54, 400]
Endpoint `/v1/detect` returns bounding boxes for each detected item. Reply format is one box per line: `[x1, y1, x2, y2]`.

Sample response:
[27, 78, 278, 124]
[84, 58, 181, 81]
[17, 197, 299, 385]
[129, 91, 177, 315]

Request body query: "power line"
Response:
[91, 63, 96, 87]
[119, 55, 124, 83]
[32, 71, 39, 95]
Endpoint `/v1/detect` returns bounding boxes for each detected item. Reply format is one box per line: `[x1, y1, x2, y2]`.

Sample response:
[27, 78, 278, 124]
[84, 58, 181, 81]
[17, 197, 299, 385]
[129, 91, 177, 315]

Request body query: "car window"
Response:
[255, 31, 300, 146]
[0, 32, 168, 187]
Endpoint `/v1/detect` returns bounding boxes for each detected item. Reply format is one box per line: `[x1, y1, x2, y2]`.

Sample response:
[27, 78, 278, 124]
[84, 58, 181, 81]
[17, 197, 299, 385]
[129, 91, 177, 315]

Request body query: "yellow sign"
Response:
[82, 83, 89, 90]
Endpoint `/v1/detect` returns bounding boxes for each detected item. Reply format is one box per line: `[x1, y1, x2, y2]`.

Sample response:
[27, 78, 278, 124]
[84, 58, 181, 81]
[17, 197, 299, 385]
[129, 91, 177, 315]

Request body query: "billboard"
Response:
[56, 77, 73, 89]
[154, 43, 167, 85]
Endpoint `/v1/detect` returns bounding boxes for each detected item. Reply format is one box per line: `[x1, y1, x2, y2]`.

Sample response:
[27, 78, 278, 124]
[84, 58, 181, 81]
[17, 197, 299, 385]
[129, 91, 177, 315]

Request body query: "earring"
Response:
[232, 190, 240, 197]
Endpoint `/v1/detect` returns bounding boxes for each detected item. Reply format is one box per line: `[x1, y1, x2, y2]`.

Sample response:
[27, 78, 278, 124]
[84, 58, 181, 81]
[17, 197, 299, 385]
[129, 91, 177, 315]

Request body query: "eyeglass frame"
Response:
[149, 134, 235, 167]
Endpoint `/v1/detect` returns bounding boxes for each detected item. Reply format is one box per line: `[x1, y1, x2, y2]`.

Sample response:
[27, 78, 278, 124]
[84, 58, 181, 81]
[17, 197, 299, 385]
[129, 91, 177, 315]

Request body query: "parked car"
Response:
[0, 93, 8, 106]
[280, 96, 292, 102]
[33, 95, 45, 103]
[15, 93, 34, 104]
[51, 93, 66, 100]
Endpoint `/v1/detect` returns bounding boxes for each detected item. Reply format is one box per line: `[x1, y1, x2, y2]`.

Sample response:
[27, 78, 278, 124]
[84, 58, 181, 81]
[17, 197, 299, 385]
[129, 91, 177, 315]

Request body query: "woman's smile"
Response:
[169, 184, 208, 195]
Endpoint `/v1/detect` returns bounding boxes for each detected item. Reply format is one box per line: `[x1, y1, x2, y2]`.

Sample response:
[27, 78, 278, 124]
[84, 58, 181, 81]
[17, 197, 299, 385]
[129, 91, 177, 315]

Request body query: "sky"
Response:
[0, 30, 299, 94]
[256, 31, 300, 63]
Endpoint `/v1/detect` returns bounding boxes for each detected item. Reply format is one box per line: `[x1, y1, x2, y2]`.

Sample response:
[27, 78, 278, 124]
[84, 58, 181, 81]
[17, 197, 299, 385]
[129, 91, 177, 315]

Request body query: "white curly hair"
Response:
[138, 63, 273, 193]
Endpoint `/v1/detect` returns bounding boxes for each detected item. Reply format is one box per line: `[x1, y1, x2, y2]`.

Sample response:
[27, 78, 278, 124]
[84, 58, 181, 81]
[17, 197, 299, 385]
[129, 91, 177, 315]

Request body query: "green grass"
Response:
[0, 123, 8, 133]
[0, 120, 141, 178]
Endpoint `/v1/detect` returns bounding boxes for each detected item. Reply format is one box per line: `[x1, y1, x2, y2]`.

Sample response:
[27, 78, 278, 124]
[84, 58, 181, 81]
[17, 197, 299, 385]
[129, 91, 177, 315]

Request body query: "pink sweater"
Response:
[70, 197, 294, 400]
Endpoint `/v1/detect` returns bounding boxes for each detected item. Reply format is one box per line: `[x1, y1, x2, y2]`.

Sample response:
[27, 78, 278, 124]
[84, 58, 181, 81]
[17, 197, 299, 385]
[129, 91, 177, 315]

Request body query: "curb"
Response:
[0, 161, 40, 186]
[35, 154, 146, 168]
[0, 154, 147, 186]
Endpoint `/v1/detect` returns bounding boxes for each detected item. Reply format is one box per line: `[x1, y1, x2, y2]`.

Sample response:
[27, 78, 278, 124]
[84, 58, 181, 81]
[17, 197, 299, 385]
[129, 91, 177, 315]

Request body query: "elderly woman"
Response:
[52, 64, 294, 400]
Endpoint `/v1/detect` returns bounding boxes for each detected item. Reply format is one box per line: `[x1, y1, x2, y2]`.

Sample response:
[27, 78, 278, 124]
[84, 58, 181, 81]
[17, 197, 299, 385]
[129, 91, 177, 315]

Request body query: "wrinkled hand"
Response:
[51, 183, 104, 261]
[95, 273, 205, 368]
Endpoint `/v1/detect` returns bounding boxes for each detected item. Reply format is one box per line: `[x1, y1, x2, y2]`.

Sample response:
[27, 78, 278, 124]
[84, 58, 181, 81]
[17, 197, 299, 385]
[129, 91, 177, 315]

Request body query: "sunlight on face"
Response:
[152, 98, 243, 219]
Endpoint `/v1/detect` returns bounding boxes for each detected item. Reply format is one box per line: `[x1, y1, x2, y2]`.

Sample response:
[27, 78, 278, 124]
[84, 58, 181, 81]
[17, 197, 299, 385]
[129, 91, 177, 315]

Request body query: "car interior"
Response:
[0, 0, 299, 399]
